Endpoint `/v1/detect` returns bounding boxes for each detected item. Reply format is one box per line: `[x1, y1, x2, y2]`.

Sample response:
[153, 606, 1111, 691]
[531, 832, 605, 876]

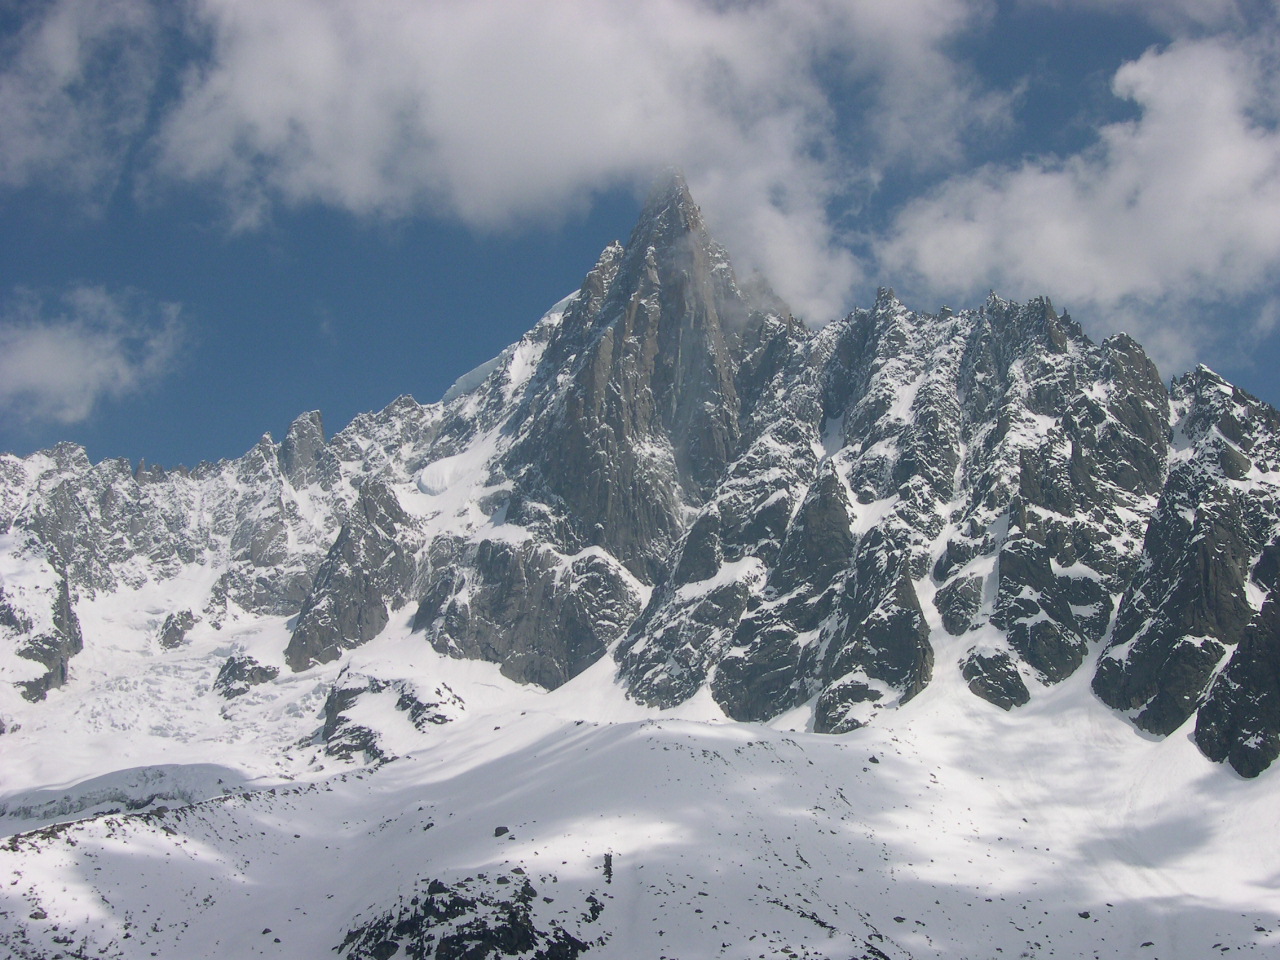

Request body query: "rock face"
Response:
[412, 538, 642, 689]
[213, 655, 279, 699]
[1, 574, 82, 702]
[499, 178, 790, 582]
[1093, 367, 1280, 772]
[285, 478, 419, 671]
[0, 523, 84, 702]
[4, 174, 1280, 776]
[622, 287, 1166, 739]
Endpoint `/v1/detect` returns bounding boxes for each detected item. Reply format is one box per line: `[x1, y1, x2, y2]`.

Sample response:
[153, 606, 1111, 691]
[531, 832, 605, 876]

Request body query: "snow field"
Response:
[3, 624, 1279, 959]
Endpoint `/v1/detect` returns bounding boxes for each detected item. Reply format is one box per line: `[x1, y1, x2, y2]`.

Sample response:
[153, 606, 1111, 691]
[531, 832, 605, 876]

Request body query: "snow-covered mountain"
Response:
[3, 175, 1280, 958]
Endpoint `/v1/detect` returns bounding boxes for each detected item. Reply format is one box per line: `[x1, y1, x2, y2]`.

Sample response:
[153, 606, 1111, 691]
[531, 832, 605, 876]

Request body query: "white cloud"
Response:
[877, 35, 1280, 371]
[0, 286, 183, 425]
[0, 0, 161, 199]
[20, 0, 1276, 368]
[148, 0, 1003, 322]
[0, 0, 1011, 322]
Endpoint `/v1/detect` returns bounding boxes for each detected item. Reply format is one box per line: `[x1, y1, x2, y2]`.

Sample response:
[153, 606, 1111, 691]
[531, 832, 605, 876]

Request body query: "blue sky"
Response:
[2, 0, 1279, 467]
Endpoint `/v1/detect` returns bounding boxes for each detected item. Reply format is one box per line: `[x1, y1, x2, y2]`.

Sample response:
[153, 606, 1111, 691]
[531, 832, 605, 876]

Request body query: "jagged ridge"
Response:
[3, 174, 1280, 778]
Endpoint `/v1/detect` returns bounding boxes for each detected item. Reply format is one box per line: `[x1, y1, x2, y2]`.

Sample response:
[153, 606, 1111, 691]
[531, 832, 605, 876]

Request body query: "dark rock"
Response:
[814, 680, 883, 733]
[933, 538, 977, 583]
[320, 683, 386, 765]
[1095, 333, 1169, 495]
[619, 573, 755, 708]
[1093, 376, 1266, 736]
[709, 466, 857, 721]
[671, 511, 722, 586]
[616, 356, 816, 708]
[1195, 553, 1280, 777]
[214, 656, 279, 699]
[636, 287, 1168, 730]
[157, 609, 197, 649]
[503, 172, 791, 584]
[0, 586, 30, 633]
[770, 469, 855, 595]
[711, 620, 815, 723]
[11, 175, 1280, 777]
[278, 410, 338, 490]
[11, 577, 83, 702]
[1008, 619, 1087, 686]
[935, 576, 983, 636]
[992, 537, 1090, 683]
[961, 650, 1030, 710]
[814, 534, 933, 734]
[286, 478, 417, 671]
[415, 538, 641, 689]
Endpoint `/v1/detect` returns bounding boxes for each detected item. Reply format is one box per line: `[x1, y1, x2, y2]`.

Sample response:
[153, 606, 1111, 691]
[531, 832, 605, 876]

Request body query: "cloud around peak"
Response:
[143, 0, 1007, 322]
[2, 0, 1280, 372]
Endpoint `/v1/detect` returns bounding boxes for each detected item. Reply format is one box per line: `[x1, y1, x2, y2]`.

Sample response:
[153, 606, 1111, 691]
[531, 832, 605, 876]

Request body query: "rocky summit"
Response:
[4, 174, 1277, 776]
[3, 175, 1280, 959]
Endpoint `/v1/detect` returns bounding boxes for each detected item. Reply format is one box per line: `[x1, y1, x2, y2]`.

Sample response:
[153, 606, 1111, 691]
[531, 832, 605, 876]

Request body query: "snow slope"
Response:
[2, 621, 1278, 959]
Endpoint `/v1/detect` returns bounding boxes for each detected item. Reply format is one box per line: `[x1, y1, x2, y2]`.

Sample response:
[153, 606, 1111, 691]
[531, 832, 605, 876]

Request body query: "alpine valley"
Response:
[2, 176, 1279, 959]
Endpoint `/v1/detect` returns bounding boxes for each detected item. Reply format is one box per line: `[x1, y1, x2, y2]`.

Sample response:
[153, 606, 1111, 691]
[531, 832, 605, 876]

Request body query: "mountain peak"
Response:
[628, 169, 706, 251]
[643, 168, 696, 214]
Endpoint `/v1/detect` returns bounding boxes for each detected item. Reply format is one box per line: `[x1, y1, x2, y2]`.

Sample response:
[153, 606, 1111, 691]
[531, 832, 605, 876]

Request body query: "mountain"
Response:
[2, 174, 1280, 958]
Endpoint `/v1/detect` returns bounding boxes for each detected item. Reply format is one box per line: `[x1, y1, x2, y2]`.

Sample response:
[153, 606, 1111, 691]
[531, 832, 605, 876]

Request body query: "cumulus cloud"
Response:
[147, 0, 1004, 321]
[0, 286, 183, 426]
[877, 35, 1280, 371]
[12, 0, 1277, 368]
[0, 0, 1011, 321]
[0, 0, 161, 200]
